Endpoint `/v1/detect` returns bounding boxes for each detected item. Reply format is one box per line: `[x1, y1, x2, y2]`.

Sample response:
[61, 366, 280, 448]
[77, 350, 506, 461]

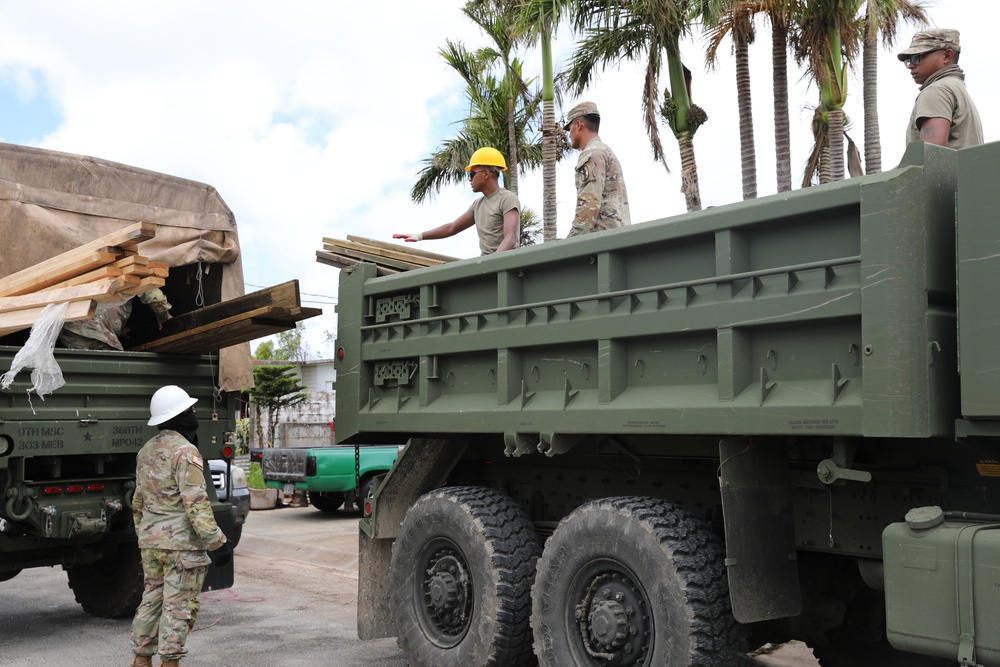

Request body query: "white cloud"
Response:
[0, 0, 991, 358]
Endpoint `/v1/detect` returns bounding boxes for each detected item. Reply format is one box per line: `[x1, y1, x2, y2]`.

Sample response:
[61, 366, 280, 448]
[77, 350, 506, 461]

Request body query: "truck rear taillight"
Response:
[337, 347, 345, 361]
[43, 486, 62, 496]
[222, 445, 233, 460]
[87, 483, 105, 492]
[66, 485, 85, 494]
[306, 455, 317, 477]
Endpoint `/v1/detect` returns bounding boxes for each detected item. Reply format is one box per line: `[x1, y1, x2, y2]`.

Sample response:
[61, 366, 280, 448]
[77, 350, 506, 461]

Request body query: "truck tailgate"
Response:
[262, 448, 308, 482]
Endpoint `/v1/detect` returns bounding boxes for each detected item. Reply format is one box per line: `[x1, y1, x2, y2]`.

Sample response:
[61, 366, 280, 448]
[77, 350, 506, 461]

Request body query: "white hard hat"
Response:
[148, 385, 198, 426]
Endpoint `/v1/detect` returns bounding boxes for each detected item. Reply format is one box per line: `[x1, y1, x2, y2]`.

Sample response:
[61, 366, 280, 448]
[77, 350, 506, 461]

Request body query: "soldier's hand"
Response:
[209, 541, 232, 568]
[392, 232, 422, 243]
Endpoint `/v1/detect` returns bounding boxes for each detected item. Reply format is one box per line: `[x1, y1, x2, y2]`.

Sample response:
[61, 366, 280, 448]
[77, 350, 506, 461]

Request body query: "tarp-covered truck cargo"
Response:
[335, 142, 1000, 666]
[0, 143, 257, 616]
[0, 141, 250, 390]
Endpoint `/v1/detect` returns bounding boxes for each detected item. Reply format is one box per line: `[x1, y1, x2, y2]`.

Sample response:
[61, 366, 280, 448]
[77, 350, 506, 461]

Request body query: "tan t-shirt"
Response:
[468, 188, 520, 254]
[907, 66, 983, 149]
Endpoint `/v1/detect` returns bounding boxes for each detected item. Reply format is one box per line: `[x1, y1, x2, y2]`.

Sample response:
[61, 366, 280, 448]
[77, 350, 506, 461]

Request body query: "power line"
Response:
[244, 282, 338, 303]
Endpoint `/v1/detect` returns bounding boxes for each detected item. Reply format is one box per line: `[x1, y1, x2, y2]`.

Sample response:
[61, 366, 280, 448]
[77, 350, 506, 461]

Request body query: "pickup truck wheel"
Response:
[310, 493, 344, 512]
[531, 496, 747, 667]
[391, 486, 541, 667]
[66, 542, 144, 618]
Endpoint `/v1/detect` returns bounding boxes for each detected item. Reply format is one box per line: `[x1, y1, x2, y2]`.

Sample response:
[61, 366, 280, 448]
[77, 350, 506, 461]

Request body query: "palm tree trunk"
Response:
[679, 134, 701, 212]
[541, 24, 557, 242]
[820, 142, 831, 184]
[828, 108, 845, 182]
[772, 22, 792, 193]
[735, 38, 756, 200]
[507, 97, 520, 194]
[862, 32, 880, 175]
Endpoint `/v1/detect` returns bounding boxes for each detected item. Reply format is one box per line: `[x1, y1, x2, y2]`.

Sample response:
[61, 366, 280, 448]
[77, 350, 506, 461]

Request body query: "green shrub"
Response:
[247, 463, 266, 490]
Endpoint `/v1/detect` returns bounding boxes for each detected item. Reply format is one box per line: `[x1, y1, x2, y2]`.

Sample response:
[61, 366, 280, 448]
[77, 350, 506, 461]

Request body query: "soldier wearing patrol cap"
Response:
[129, 385, 230, 667]
[564, 101, 631, 237]
[898, 29, 983, 149]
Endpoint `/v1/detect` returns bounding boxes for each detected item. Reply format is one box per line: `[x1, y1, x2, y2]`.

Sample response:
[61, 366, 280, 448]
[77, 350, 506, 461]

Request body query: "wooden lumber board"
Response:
[323, 237, 445, 268]
[345, 235, 459, 263]
[113, 255, 149, 268]
[129, 305, 290, 351]
[44, 265, 123, 289]
[117, 276, 166, 297]
[0, 222, 155, 297]
[124, 280, 306, 349]
[0, 299, 97, 337]
[0, 249, 123, 297]
[140, 307, 324, 354]
[0, 279, 123, 314]
[147, 262, 169, 278]
[322, 242, 428, 272]
[316, 250, 399, 276]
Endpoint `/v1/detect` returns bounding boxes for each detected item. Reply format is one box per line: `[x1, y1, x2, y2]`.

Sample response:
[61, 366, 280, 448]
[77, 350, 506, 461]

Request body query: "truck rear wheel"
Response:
[531, 496, 747, 667]
[66, 542, 144, 618]
[310, 493, 344, 512]
[390, 486, 541, 667]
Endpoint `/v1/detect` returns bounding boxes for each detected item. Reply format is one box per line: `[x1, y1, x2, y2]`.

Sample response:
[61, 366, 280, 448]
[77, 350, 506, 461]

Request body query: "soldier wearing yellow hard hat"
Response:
[394, 147, 521, 255]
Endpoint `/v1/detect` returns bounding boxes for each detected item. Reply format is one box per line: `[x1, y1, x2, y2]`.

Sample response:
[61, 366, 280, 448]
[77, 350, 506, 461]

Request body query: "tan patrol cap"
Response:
[897, 29, 961, 60]
[563, 101, 600, 130]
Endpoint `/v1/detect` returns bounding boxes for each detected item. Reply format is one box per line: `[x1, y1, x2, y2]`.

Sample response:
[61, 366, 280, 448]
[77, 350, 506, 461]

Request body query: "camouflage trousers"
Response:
[130, 548, 210, 661]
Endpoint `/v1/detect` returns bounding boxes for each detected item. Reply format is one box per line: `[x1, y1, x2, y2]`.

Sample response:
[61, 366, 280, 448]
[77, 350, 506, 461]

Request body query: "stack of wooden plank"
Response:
[0, 222, 165, 336]
[126, 280, 321, 354]
[317, 235, 458, 275]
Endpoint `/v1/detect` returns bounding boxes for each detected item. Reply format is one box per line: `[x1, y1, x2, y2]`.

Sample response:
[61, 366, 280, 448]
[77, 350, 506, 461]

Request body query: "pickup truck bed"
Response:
[262, 445, 401, 512]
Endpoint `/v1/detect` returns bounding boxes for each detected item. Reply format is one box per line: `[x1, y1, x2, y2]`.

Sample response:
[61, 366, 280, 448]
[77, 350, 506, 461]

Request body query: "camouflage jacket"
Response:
[569, 136, 631, 237]
[59, 289, 172, 351]
[132, 430, 226, 551]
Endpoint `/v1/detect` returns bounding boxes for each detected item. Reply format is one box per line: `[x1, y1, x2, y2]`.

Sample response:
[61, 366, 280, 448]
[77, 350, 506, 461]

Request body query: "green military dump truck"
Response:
[335, 141, 1000, 666]
[0, 143, 253, 617]
[0, 350, 237, 616]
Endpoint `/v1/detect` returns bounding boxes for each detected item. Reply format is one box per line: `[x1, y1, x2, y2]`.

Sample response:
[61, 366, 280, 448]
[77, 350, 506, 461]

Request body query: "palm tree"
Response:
[764, 0, 800, 192]
[566, 0, 707, 211]
[514, 0, 576, 241]
[409, 40, 546, 203]
[794, 0, 863, 183]
[860, 0, 927, 174]
[463, 0, 535, 193]
[704, 0, 758, 200]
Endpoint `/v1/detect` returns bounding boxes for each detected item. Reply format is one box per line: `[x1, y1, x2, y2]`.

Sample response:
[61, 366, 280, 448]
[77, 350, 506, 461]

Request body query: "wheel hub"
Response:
[421, 551, 471, 639]
[575, 572, 651, 665]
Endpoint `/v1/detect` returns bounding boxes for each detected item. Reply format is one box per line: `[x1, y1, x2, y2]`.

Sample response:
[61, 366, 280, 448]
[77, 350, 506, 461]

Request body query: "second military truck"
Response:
[335, 141, 1000, 667]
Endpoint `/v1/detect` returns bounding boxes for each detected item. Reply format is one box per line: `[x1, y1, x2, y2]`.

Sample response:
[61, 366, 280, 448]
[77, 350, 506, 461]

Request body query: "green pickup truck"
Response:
[261, 445, 401, 512]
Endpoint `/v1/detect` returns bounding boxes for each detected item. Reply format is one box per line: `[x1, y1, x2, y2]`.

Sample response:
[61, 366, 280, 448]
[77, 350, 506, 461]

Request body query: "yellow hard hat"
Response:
[465, 147, 507, 172]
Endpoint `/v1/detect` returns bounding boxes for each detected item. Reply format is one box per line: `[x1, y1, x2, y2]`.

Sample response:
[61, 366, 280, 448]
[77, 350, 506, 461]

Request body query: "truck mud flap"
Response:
[202, 505, 235, 592]
[719, 438, 802, 623]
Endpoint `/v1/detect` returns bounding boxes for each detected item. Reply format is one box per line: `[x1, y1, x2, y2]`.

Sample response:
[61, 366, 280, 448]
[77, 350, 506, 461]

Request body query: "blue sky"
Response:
[0, 0, 988, 358]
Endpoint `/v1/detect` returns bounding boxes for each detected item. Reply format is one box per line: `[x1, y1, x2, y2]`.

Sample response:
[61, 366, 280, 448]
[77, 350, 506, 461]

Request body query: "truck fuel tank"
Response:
[883, 506, 1000, 666]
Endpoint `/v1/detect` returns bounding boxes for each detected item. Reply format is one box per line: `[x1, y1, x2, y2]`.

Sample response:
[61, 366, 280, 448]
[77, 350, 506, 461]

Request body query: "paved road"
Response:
[0, 504, 818, 665]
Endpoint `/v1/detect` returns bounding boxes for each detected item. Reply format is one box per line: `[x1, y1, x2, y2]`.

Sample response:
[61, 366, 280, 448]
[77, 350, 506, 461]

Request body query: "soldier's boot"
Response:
[129, 656, 154, 667]
[157, 660, 180, 667]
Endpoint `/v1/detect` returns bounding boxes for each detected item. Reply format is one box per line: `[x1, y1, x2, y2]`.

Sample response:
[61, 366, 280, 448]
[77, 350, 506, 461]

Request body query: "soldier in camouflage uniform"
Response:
[130, 385, 230, 667]
[564, 101, 631, 237]
[60, 288, 173, 350]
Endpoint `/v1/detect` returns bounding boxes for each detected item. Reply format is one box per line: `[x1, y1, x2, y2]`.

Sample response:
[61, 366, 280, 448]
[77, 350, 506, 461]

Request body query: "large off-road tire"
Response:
[310, 493, 344, 512]
[531, 496, 748, 667]
[390, 486, 542, 667]
[66, 542, 144, 618]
